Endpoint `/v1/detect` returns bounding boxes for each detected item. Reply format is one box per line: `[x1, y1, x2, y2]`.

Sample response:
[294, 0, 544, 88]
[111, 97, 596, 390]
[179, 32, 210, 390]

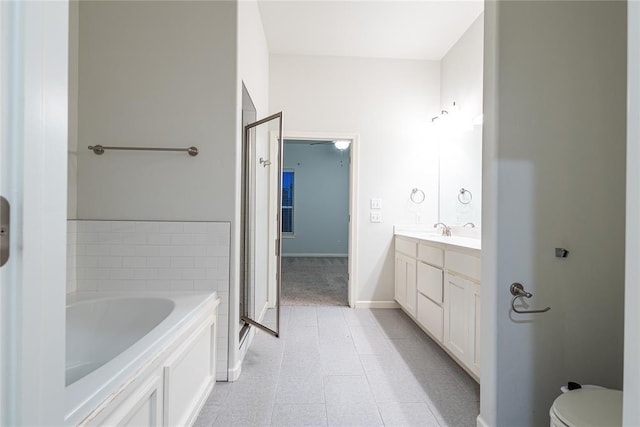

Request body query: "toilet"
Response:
[550, 387, 623, 426]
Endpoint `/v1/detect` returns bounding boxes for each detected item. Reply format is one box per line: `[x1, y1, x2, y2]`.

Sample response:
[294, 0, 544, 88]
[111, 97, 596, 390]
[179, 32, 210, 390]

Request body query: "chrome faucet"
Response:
[463, 222, 475, 228]
[433, 222, 451, 236]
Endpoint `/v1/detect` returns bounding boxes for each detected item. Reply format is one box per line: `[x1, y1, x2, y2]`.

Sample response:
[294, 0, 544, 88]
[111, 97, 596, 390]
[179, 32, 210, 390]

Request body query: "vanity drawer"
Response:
[395, 237, 417, 257]
[418, 243, 444, 268]
[417, 292, 443, 343]
[417, 262, 443, 304]
[445, 250, 481, 282]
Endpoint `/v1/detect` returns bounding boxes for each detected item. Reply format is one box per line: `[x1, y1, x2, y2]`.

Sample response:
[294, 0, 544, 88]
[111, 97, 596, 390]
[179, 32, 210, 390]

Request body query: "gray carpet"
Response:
[281, 257, 348, 306]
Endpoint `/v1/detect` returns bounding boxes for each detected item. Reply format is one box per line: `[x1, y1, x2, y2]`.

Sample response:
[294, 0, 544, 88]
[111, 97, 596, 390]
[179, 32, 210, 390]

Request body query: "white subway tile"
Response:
[195, 233, 218, 246]
[119, 280, 147, 291]
[97, 280, 123, 291]
[110, 245, 137, 256]
[182, 268, 207, 280]
[98, 256, 123, 268]
[183, 246, 209, 256]
[209, 246, 229, 257]
[170, 257, 194, 268]
[159, 223, 184, 233]
[135, 222, 160, 233]
[194, 279, 214, 290]
[110, 269, 136, 280]
[111, 221, 136, 233]
[148, 233, 171, 245]
[194, 257, 217, 268]
[84, 245, 112, 256]
[77, 233, 100, 244]
[97, 232, 123, 245]
[122, 257, 147, 268]
[170, 280, 195, 291]
[205, 223, 225, 234]
[157, 246, 183, 257]
[76, 280, 98, 291]
[134, 269, 158, 280]
[77, 256, 98, 268]
[90, 221, 113, 232]
[157, 269, 182, 280]
[146, 256, 172, 268]
[171, 234, 196, 245]
[85, 268, 111, 280]
[135, 245, 159, 257]
[183, 223, 207, 233]
[147, 280, 173, 291]
[122, 233, 146, 245]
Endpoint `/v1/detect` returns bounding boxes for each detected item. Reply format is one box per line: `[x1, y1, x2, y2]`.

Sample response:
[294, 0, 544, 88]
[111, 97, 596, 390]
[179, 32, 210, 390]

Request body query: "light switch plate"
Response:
[370, 198, 382, 209]
[370, 212, 382, 223]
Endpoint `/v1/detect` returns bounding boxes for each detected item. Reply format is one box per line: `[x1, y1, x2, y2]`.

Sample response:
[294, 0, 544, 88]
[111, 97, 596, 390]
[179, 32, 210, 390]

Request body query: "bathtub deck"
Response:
[194, 306, 479, 427]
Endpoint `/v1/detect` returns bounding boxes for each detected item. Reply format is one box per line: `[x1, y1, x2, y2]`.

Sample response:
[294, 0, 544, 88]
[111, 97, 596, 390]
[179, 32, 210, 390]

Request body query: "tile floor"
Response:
[194, 306, 480, 427]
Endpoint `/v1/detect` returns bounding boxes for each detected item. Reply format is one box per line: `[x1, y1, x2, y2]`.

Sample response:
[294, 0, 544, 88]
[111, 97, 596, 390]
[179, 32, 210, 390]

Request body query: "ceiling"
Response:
[257, 1, 484, 61]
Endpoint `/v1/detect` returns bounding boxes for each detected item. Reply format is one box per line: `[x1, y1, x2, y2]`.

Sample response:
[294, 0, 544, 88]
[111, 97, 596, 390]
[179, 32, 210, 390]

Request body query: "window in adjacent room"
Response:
[282, 170, 294, 234]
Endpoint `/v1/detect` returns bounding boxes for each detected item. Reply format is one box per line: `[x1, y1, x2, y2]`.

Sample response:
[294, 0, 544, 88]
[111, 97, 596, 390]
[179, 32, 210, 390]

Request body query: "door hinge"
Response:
[0, 196, 10, 267]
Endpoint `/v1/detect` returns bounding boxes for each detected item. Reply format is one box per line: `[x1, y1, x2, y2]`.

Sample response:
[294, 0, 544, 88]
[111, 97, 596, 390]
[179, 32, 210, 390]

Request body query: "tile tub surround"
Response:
[67, 220, 230, 380]
[194, 306, 480, 427]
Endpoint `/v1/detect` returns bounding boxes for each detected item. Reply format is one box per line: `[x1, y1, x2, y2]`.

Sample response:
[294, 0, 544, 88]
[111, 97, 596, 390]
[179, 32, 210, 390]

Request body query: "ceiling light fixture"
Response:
[334, 140, 351, 150]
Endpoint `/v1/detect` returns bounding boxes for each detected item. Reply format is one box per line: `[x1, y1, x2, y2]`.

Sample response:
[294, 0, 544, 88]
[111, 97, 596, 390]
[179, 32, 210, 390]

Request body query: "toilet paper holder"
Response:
[510, 283, 551, 314]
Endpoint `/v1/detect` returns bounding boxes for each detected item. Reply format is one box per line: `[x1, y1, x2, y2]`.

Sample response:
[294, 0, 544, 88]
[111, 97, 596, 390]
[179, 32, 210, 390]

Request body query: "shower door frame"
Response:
[240, 112, 283, 337]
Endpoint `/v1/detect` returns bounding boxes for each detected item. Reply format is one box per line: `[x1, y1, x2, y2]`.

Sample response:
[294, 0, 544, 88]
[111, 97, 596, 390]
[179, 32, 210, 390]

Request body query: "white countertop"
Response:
[394, 226, 482, 251]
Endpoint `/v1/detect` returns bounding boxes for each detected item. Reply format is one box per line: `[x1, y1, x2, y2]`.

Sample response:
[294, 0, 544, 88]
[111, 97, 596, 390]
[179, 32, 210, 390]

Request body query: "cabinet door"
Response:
[469, 282, 481, 377]
[395, 253, 407, 307]
[405, 256, 417, 316]
[443, 274, 471, 362]
[417, 292, 443, 342]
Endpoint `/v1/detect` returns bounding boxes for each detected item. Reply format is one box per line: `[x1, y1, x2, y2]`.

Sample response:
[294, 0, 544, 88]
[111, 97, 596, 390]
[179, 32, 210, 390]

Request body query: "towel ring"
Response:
[458, 188, 472, 204]
[410, 188, 425, 204]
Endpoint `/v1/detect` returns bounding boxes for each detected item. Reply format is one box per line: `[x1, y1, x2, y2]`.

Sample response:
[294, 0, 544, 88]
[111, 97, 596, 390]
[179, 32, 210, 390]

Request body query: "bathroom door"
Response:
[0, 1, 68, 424]
[241, 112, 283, 337]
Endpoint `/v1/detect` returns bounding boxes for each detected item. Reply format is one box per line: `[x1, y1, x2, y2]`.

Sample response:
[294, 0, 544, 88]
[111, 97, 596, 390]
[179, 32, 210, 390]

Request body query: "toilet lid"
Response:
[552, 389, 622, 427]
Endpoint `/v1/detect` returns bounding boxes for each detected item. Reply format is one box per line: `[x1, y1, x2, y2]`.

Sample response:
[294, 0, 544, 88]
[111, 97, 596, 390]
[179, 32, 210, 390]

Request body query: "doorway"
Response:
[279, 134, 359, 308]
[281, 139, 351, 306]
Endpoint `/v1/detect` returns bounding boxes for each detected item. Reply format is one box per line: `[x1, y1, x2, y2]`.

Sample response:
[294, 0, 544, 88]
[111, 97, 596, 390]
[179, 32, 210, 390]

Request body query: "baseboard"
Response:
[355, 300, 400, 309]
[282, 253, 348, 258]
[476, 415, 490, 427]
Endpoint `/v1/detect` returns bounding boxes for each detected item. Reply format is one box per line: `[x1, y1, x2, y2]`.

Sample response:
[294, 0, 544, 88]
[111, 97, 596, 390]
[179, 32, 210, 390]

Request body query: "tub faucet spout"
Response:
[433, 222, 451, 236]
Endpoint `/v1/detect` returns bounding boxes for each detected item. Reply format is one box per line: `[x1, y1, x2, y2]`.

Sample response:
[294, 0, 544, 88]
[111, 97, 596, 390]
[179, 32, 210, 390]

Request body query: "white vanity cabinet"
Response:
[394, 234, 481, 381]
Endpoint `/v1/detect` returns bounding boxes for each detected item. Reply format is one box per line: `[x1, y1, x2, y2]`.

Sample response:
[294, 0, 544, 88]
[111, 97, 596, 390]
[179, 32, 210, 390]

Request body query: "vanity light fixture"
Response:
[334, 140, 351, 150]
[431, 102, 474, 134]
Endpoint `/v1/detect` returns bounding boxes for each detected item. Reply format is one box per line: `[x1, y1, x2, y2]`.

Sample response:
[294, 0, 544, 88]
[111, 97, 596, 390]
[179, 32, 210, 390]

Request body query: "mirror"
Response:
[438, 123, 482, 226]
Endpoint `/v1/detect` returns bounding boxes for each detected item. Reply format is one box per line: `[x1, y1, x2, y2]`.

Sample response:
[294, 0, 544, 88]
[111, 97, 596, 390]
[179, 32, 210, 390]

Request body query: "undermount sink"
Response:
[394, 226, 481, 250]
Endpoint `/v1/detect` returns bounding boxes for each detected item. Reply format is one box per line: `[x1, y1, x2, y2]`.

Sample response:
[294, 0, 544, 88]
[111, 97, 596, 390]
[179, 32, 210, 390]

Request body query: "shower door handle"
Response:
[0, 196, 9, 267]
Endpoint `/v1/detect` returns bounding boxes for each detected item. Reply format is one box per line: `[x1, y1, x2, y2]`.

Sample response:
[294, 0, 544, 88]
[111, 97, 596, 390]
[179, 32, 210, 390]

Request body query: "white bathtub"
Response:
[65, 292, 219, 426]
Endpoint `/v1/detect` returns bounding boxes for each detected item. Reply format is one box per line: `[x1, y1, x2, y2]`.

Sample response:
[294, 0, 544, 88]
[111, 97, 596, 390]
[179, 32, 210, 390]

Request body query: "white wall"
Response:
[74, 0, 239, 381]
[625, 1, 640, 424]
[231, 0, 271, 378]
[270, 55, 440, 303]
[76, 1, 237, 222]
[439, 14, 483, 226]
[481, 2, 626, 425]
[282, 142, 350, 256]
